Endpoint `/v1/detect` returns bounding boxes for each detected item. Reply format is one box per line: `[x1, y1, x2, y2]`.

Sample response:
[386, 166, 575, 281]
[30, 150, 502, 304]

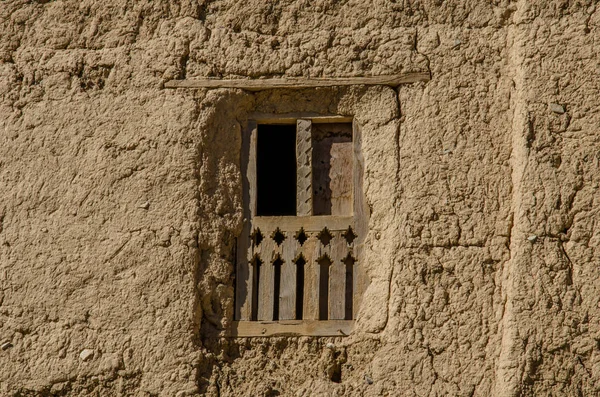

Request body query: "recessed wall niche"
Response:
[233, 116, 367, 337]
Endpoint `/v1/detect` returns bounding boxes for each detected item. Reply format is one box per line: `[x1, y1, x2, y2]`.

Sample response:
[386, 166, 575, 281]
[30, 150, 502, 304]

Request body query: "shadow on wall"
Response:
[190, 89, 254, 392]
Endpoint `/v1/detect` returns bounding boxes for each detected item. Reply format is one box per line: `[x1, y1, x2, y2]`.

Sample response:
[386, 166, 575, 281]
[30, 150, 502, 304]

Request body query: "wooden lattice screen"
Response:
[233, 117, 367, 337]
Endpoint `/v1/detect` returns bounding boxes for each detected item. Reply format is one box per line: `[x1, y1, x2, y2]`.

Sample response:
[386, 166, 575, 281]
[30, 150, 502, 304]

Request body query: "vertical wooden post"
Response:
[352, 121, 368, 319]
[248, 121, 259, 218]
[257, 236, 275, 321]
[235, 121, 258, 320]
[329, 232, 347, 320]
[296, 119, 312, 321]
[301, 235, 319, 320]
[296, 119, 312, 216]
[279, 234, 298, 320]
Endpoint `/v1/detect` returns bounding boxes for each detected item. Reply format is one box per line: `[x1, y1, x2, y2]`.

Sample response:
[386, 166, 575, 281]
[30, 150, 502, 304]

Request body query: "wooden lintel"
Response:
[229, 320, 353, 337]
[164, 72, 430, 90]
[251, 114, 353, 125]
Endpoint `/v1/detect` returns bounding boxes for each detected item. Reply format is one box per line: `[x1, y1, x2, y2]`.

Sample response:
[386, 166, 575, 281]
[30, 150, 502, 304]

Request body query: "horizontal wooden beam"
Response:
[164, 72, 430, 90]
[250, 113, 353, 125]
[228, 320, 353, 337]
[252, 215, 353, 232]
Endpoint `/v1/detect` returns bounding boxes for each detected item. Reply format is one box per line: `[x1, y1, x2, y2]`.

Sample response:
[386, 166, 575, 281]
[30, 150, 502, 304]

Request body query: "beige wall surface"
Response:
[1, 1, 600, 396]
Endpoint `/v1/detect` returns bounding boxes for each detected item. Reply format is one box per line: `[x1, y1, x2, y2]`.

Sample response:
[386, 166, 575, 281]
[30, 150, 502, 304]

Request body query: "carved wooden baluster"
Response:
[315, 228, 333, 320]
[329, 231, 347, 320]
[257, 233, 275, 321]
[300, 233, 319, 320]
[343, 226, 357, 320]
[279, 231, 298, 320]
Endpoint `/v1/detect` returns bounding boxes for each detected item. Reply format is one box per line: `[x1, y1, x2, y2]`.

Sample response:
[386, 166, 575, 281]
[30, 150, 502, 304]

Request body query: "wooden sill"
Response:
[228, 320, 354, 337]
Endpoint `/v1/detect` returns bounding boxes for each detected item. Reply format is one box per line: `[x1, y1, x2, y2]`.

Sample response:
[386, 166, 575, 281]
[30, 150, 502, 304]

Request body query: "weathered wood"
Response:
[315, 233, 333, 320]
[248, 121, 258, 217]
[250, 113, 353, 125]
[252, 216, 352, 233]
[165, 72, 430, 90]
[312, 123, 353, 216]
[279, 234, 297, 320]
[344, 227, 356, 320]
[352, 121, 369, 318]
[329, 233, 347, 320]
[296, 119, 313, 217]
[229, 320, 354, 337]
[256, 237, 275, 321]
[301, 235, 319, 320]
[235, 121, 258, 321]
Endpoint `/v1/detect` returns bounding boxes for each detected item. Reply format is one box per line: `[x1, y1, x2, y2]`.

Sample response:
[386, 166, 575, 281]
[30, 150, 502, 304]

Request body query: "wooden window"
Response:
[233, 117, 367, 337]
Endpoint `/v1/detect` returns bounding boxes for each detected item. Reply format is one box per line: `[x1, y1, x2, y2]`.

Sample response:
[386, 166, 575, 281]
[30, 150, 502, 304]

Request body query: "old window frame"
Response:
[232, 114, 368, 337]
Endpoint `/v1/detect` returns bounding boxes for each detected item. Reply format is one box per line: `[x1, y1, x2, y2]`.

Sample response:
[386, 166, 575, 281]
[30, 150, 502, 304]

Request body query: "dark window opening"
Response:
[257, 124, 297, 216]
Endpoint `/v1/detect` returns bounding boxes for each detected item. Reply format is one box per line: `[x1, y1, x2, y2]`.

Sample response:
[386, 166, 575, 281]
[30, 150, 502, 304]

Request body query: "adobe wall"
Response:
[1, 1, 599, 396]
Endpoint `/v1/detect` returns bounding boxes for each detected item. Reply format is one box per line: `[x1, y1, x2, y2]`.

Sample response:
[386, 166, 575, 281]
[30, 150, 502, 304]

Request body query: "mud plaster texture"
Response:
[1, 0, 600, 396]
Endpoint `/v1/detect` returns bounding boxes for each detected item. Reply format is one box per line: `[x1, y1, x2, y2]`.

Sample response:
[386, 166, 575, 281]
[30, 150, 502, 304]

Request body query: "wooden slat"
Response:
[228, 320, 353, 337]
[312, 123, 353, 216]
[279, 234, 297, 320]
[235, 121, 257, 320]
[329, 233, 347, 320]
[296, 119, 313, 217]
[252, 216, 352, 232]
[248, 122, 258, 217]
[256, 237, 275, 321]
[344, 230, 356, 320]
[352, 121, 369, 317]
[301, 235, 319, 320]
[250, 113, 353, 125]
[164, 72, 430, 90]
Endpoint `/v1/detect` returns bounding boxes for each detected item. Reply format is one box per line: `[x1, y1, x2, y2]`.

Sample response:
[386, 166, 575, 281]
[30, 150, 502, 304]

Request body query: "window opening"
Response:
[234, 117, 367, 337]
[256, 124, 297, 216]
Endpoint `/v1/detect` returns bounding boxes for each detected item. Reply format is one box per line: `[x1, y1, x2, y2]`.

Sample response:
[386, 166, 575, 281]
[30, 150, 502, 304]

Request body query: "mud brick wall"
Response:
[1, 1, 600, 396]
